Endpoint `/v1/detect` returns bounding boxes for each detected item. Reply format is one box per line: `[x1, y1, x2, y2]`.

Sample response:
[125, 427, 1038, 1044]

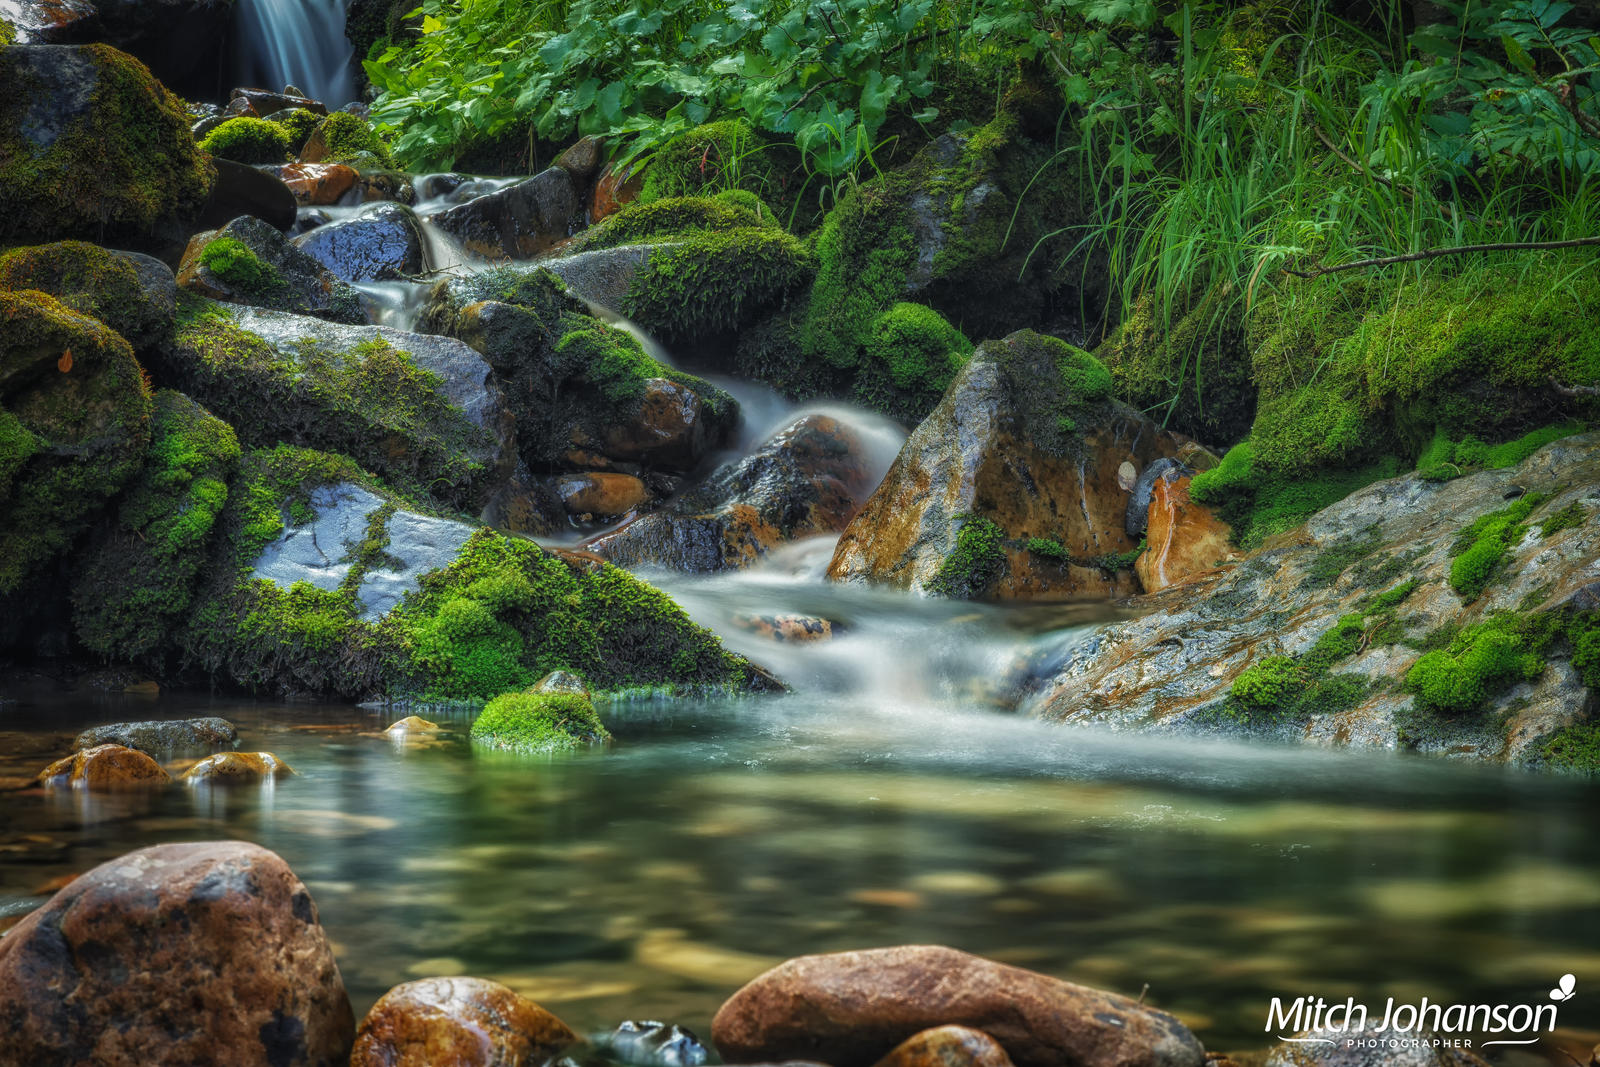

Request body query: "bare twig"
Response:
[1310, 124, 1413, 200]
[1281, 236, 1600, 278]
[780, 76, 842, 120]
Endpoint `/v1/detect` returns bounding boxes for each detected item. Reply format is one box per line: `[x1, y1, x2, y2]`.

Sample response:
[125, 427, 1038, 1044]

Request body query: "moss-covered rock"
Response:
[0, 44, 214, 250]
[571, 192, 780, 252]
[0, 288, 152, 597]
[177, 215, 366, 324]
[0, 241, 176, 354]
[71, 391, 240, 661]
[854, 302, 974, 425]
[156, 298, 508, 510]
[619, 226, 812, 345]
[197, 117, 294, 165]
[638, 120, 808, 229]
[469, 690, 609, 754]
[301, 111, 397, 169]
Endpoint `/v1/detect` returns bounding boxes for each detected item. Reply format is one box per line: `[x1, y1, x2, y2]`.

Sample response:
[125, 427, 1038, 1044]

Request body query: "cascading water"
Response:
[234, 0, 357, 106]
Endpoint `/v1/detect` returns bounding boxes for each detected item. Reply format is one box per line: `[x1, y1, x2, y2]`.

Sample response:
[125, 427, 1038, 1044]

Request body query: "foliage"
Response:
[470, 690, 610, 754]
[309, 111, 398, 168]
[198, 117, 293, 165]
[1189, 441, 1403, 549]
[927, 514, 1006, 599]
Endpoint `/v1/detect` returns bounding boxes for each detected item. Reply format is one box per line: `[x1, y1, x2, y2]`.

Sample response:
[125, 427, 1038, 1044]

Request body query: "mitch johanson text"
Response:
[1266, 993, 1563, 1047]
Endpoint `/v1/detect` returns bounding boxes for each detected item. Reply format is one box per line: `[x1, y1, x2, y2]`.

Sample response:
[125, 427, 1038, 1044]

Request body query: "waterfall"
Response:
[234, 0, 357, 107]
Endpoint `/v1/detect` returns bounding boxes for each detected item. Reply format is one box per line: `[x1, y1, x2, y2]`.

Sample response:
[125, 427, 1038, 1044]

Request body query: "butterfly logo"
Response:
[1550, 974, 1577, 1002]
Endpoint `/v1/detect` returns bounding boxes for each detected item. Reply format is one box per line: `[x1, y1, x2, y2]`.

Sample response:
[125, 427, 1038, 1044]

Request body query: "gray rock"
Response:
[1126, 457, 1183, 538]
[293, 202, 426, 283]
[72, 717, 238, 755]
[534, 671, 590, 698]
[178, 215, 363, 323]
[595, 1019, 708, 1067]
[541, 244, 655, 314]
[429, 167, 579, 260]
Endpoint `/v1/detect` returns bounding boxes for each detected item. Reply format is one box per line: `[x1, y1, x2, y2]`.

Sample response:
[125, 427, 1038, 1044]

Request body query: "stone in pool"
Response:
[873, 1026, 1016, 1067]
[37, 743, 169, 788]
[0, 841, 354, 1066]
[73, 716, 238, 755]
[711, 944, 1205, 1067]
[351, 976, 577, 1066]
[183, 751, 295, 782]
[598, 1019, 708, 1066]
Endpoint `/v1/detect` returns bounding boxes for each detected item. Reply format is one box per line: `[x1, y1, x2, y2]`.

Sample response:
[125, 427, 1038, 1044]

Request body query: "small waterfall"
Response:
[234, 0, 357, 107]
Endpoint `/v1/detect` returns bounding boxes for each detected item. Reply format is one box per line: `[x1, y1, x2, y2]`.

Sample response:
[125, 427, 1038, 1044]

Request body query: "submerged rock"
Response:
[183, 751, 295, 782]
[873, 1026, 1016, 1067]
[351, 976, 577, 1067]
[385, 715, 441, 738]
[37, 743, 169, 787]
[588, 413, 876, 572]
[597, 1019, 709, 1066]
[828, 331, 1192, 601]
[73, 717, 238, 755]
[711, 944, 1204, 1067]
[429, 167, 581, 260]
[294, 202, 427, 283]
[0, 841, 354, 1065]
[178, 215, 366, 324]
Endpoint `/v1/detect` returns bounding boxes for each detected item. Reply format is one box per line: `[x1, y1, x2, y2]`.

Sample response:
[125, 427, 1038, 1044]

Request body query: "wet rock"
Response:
[37, 744, 169, 787]
[429, 167, 580, 260]
[385, 715, 441, 738]
[0, 44, 214, 253]
[0, 841, 354, 1065]
[0, 241, 176, 355]
[183, 751, 295, 782]
[1028, 432, 1600, 766]
[2, 0, 99, 43]
[1126, 458, 1182, 538]
[873, 1026, 1016, 1067]
[276, 162, 361, 206]
[56, 0, 235, 99]
[534, 670, 591, 698]
[588, 414, 875, 572]
[828, 331, 1188, 601]
[1135, 472, 1236, 593]
[74, 717, 238, 755]
[591, 160, 644, 221]
[197, 157, 299, 232]
[352, 976, 577, 1066]
[233, 87, 325, 117]
[178, 215, 365, 323]
[598, 1019, 709, 1066]
[357, 169, 419, 206]
[732, 613, 839, 644]
[542, 244, 655, 313]
[1264, 1025, 1488, 1066]
[556, 471, 652, 519]
[711, 945, 1204, 1067]
[555, 135, 603, 182]
[601, 378, 726, 469]
[294, 202, 427, 283]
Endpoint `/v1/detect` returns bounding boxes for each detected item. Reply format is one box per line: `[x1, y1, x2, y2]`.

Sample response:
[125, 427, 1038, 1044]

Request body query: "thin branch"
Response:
[1281, 236, 1600, 278]
[1557, 82, 1600, 140]
[1550, 375, 1600, 398]
[1310, 124, 1413, 199]
[780, 76, 842, 120]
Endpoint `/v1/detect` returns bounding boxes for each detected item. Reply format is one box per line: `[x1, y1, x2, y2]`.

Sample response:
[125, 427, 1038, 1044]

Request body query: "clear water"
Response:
[4, 565, 1599, 1054]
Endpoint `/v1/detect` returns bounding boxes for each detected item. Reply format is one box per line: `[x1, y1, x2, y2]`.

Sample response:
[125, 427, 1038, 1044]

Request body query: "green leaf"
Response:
[1501, 34, 1537, 74]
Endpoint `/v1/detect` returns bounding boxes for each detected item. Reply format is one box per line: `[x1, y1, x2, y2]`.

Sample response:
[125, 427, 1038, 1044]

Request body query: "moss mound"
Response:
[469, 690, 609, 754]
[620, 226, 812, 343]
[0, 289, 152, 596]
[639, 120, 807, 228]
[0, 241, 169, 352]
[854, 303, 973, 424]
[0, 44, 214, 247]
[981, 329, 1114, 455]
[574, 192, 779, 251]
[72, 391, 240, 660]
[198, 117, 294, 165]
[307, 111, 396, 168]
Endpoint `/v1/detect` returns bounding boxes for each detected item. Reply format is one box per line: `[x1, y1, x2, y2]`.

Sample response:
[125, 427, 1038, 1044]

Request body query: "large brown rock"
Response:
[588, 413, 877, 572]
[827, 331, 1190, 601]
[874, 1026, 1016, 1067]
[0, 841, 354, 1066]
[1135, 472, 1236, 593]
[710, 945, 1205, 1067]
[350, 976, 578, 1066]
[183, 750, 295, 782]
[36, 743, 169, 787]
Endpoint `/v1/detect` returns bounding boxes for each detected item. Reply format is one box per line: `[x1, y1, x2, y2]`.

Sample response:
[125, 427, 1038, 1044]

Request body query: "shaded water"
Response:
[4, 573, 1600, 1052]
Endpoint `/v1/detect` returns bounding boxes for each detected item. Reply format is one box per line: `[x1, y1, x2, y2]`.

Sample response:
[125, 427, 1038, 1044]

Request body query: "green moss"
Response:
[470, 690, 609, 754]
[573, 194, 777, 251]
[1190, 440, 1404, 549]
[620, 226, 812, 343]
[197, 237, 288, 298]
[927, 514, 1007, 600]
[1405, 613, 1551, 715]
[276, 108, 322, 153]
[1447, 491, 1550, 600]
[1305, 526, 1383, 588]
[1232, 656, 1300, 708]
[1539, 723, 1600, 774]
[71, 392, 240, 660]
[1026, 537, 1070, 561]
[639, 119, 805, 227]
[1539, 501, 1587, 538]
[0, 44, 215, 245]
[0, 241, 166, 350]
[198, 117, 293, 165]
[854, 302, 973, 423]
[1417, 422, 1586, 482]
[310, 111, 396, 168]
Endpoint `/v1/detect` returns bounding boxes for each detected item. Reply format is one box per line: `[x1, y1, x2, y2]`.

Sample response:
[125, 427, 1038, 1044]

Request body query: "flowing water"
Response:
[234, 0, 357, 107]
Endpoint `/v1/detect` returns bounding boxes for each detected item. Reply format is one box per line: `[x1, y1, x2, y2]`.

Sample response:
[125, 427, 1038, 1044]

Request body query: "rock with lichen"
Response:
[177, 216, 366, 325]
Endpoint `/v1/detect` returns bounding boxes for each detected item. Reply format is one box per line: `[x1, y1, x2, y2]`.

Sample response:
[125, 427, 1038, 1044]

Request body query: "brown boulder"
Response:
[733, 613, 839, 643]
[0, 841, 354, 1066]
[184, 750, 295, 782]
[385, 715, 441, 738]
[591, 161, 644, 222]
[599, 377, 718, 468]
[276, 162, 360, 206]
[874, 1026, 1016, 1067]
[556, 471, 651, 519]
[36, 743, 169, 787]
[827, 332, 1189, 601]
[710, 945, 1204, 1067]
[1135, 473, 1236, 593]
[350, 976, 577, 1067]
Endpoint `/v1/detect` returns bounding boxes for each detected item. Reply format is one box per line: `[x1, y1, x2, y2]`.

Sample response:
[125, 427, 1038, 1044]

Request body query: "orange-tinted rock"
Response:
[874, 1026, 1016, 1067]
[277, 162, 360, 206]
[733, 613, 838, 643]
[590, 161, 643, 222]
[828, 333, 1188, 602]
[37, 743, 169, 788]
[555, 471, 651, 518]
[385, 715, 440, 738]
[711, 945, 1205, 1067]
[350, 976, 577, 1067]
[588, 414, 876, 572]
[601, 377, 715, 468]
[0, 841, 354, 1066]
[1135, 474, 1236, 593]
[183, 750, 295, 782]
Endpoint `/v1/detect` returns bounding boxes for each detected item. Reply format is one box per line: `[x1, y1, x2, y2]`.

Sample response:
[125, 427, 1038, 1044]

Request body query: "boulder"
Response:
[554, 135, 602, 182]
[874, 1026, 1016, 1067]
[37, 743, 169, 787]
[1027, 432, 1600, 766]
[828, 331, 1188, 601]
[299, 112, 396, 169]
[183, 751, 295, 782]
[155, 300, 513, 510]
[275, 162, 361, 206]
[196, 157, 299, 233]
[710, 945, 1205, 1067]
[1135, 471, 1237, 593]
[428, 167, 580, 259]
[0, 44, 214, 253]
[352, 977, 576, 1067]
[294, 202, 427, 282]
[0, 241, 176, 354]
[469, 689, 610, 754]
[384, 715, 440, 738]
[590, 160, 644, 221]
[2, 0, 99, 43]
[556, 471, 652, 520]
[533, 670, 590, 697]
[232, 87, 325, 117]
[177, 215, 365, 324]
[588, 414, 877, 572]
[0, 841, 354, 1065]
[541, 243, 654, 313]
[73, 717, 238, 754]
[355, 169, 418, 206]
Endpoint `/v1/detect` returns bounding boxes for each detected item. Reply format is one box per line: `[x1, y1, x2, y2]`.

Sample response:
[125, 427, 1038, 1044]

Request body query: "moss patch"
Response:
[0, 241, 167, 351]
[854, 302, 973, 424]
[573, 193, 778, 251]
[927, 514, 1007, 600]
[1540, 722, 1600, 774]
[470, 690, 609, 754]
[308, 111, 396, 168]
[1405, 612, 1554, 714]
[619, 226, 812, 343]
[198, 117, 293, 165]
[1447, 491, 1550, 601]
[1189, 441, 1404, 549]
